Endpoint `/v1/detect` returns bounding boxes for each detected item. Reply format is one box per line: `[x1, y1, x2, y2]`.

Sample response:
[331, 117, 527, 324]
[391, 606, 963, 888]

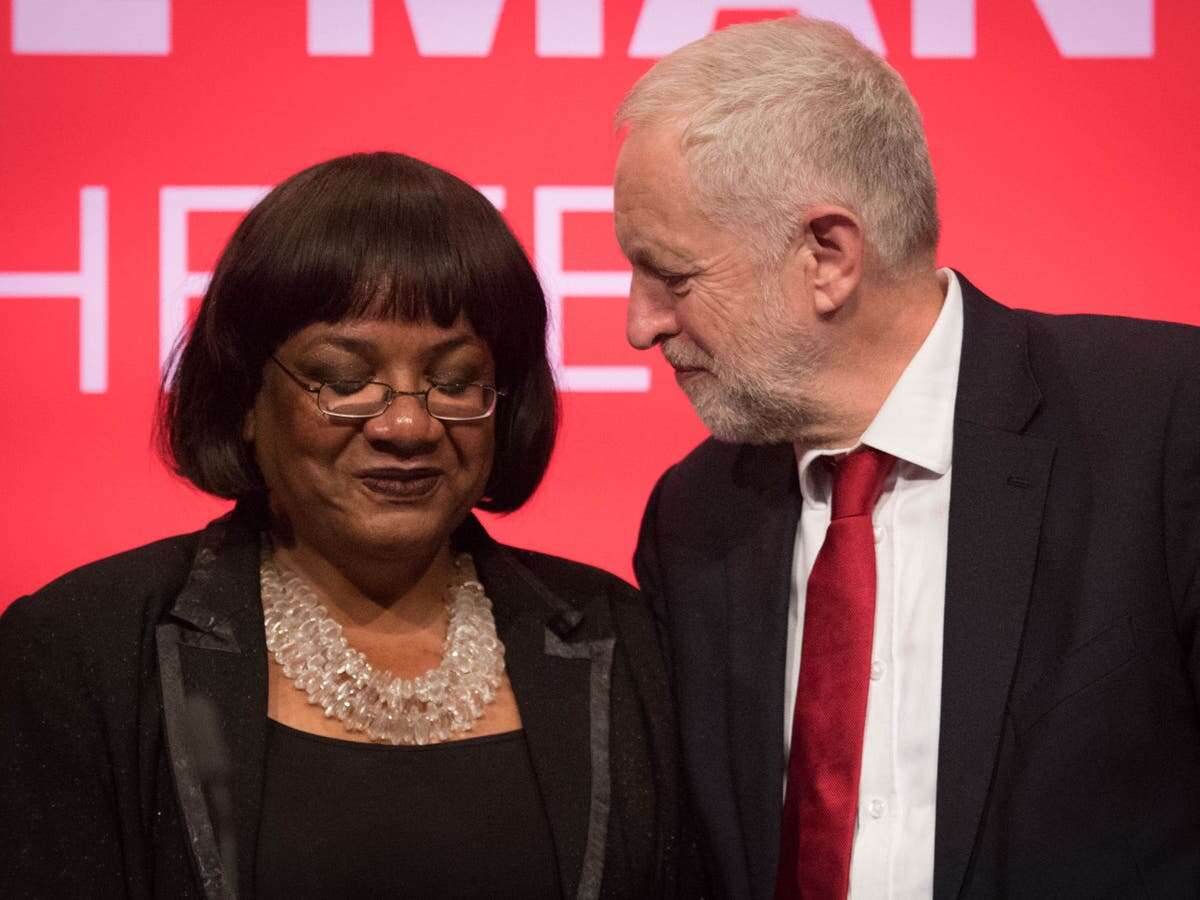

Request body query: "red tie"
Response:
[776, 447, 895, 900]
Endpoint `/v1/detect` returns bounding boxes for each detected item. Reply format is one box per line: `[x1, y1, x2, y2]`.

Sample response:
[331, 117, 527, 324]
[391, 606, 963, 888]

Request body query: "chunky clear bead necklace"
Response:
[260, 550, 506, 746]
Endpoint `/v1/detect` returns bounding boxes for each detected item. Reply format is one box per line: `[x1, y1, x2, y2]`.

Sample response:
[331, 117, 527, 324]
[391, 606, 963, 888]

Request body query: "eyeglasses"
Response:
[269, 356, 504, 422]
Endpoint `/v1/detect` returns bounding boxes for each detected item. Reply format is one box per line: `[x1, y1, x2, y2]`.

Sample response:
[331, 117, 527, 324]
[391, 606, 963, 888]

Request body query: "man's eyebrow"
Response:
[626, 247, 656, 269]
[627, 245, 690, 272]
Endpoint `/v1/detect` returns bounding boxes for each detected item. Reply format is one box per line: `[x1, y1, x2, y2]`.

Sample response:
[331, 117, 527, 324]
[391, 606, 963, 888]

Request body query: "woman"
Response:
[1, 152, 691, 898]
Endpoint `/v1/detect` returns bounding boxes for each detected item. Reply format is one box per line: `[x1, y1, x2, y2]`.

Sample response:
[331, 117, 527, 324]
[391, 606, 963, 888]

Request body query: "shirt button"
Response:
[873, 527, 886, 544]
[870, 660, 886, 681]
[868, 798, 887, 819]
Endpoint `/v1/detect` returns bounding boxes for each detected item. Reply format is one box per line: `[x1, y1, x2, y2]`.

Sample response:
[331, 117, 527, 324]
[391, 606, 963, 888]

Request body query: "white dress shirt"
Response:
[784, 269, 964, 898]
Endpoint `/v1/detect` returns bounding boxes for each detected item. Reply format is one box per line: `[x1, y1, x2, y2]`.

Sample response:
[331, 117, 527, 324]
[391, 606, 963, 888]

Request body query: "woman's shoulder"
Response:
[3, 529, 207, 642]
[0, 529, 217, 716]
[491, 542, 641, 609]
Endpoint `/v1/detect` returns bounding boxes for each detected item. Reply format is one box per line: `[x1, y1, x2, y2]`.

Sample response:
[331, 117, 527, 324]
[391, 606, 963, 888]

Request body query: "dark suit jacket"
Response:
[1, 509, 691, 899]
[635, 274, 1200, 899]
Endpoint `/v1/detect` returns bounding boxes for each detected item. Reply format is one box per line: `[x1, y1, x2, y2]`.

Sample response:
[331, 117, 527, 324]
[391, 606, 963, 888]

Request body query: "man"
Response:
[613, 16, 1200, 900]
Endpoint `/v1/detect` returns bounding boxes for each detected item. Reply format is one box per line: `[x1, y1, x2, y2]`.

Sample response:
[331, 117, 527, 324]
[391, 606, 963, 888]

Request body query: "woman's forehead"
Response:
[284, 315, 489, 358]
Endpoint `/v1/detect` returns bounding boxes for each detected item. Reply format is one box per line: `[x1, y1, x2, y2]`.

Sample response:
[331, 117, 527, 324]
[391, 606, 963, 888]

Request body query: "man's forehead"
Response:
[616, 135, 694, 234]
[612, 188, 696, 265]
[616, 124, 689, 192]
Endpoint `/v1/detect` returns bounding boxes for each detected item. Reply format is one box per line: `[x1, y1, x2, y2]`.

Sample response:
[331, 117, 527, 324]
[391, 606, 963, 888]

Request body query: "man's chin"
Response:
[705, 420, 791, 446]
[688, 396, 776, 445]
[685, 383, 806, 445]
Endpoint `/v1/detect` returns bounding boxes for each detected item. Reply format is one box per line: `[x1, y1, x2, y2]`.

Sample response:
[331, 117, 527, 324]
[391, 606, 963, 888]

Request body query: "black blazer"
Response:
[1, 510, 692, 899]
[636, 274, 1200, 899]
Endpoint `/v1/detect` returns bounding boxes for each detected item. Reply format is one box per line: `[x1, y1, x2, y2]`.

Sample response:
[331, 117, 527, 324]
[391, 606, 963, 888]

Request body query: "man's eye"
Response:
[656, 270, 691, 291]
[434, 381, 471, 396]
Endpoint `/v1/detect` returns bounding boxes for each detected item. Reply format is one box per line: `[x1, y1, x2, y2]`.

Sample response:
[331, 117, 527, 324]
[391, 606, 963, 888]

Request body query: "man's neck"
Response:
[801, 269, 948, 450]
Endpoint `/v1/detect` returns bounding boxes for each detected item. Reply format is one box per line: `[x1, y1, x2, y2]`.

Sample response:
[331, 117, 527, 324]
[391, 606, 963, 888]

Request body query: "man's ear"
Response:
[800, 205, 864, 316]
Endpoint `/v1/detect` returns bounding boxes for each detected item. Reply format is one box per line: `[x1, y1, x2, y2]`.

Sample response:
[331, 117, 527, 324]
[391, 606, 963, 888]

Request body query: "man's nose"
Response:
[626, 275, 679, 349]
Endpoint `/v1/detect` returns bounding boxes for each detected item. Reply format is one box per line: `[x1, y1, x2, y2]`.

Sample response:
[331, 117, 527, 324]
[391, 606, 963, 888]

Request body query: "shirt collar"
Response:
[794, 268, 964, 496]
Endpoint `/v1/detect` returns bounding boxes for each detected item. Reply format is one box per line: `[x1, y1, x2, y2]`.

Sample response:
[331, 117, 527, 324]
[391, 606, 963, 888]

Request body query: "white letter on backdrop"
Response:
[913, 0, 1153, 58]
[405, 0, 506, 55]
[308, 0, 602, 57]
[308, 0, 373, 55]
[12, 0, 170, 54]
[159, 187, 270, 379]
[911, 0, 975, 57]
[629, 0, 885, 57]
[534, 187, 648, 392]
[537, 0, 603, 57]
[0, 188, 108, 393]
[309, 0, 505, 57]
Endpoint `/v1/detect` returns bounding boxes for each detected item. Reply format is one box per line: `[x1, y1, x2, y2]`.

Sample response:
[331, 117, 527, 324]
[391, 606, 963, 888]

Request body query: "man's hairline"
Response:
[616, 118, 935, 285]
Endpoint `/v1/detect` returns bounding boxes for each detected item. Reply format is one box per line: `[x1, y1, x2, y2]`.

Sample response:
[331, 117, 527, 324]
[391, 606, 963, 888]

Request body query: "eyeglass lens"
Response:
[318, 382, 496, 420]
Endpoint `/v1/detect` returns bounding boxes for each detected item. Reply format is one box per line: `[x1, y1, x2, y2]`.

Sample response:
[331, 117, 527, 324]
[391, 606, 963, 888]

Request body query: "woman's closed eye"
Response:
[325, 379, 372, 396]
[433, 381, 475, 396]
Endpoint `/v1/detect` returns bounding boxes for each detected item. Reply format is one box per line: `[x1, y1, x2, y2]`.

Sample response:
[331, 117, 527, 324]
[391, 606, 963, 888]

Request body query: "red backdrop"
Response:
[2, 0, 1198, 604]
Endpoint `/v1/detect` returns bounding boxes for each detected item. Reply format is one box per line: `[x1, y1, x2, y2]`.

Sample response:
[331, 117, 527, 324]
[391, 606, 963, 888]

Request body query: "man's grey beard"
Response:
[688, 365, 817, 445]
[662, 333, 822, 445]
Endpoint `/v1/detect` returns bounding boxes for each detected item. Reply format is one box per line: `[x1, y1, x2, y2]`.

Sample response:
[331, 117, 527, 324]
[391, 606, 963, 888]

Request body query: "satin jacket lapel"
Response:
[156, 511, 268, 900]
[467, 522, 614, 900]
[724, 444, 801, 900]
[934, 276, 1055, 899]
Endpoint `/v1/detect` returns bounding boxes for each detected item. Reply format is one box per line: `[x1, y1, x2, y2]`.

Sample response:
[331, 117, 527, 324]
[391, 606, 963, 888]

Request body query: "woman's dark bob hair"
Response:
[159, 151, 557, 513]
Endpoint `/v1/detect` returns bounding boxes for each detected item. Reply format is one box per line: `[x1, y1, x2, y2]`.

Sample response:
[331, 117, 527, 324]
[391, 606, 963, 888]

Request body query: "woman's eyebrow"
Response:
[305, 335, 375, 355]
[425, 335, 479, 357]
[307, 333, 485, 360]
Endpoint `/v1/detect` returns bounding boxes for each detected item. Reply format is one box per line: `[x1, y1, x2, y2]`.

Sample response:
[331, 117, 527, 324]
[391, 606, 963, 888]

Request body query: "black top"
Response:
[256, 722, 560, 898]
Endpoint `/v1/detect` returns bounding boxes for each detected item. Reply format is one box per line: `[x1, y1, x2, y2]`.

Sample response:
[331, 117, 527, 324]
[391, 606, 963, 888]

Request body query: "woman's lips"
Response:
[358, 468, 442, 499]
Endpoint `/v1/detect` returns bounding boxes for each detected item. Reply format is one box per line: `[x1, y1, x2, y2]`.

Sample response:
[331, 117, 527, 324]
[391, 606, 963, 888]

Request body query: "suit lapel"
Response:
[467, 522, 613, 900]
[724, 444, 801, 900]
[934, 276, 1056, 899]
[156, 510, 268, 900]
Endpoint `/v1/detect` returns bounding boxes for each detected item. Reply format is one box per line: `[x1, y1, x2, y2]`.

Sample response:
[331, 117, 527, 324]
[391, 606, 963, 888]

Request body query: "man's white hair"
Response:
[616, 16, 939, 274]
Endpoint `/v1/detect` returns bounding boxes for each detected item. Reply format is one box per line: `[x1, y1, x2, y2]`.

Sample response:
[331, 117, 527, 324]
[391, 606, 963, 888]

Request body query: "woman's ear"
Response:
[801, 205, 864, 316]
[242, 408, 255, 442]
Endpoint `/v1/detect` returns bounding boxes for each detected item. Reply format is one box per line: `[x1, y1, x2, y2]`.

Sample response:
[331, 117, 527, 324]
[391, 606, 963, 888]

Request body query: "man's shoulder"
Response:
[645, 438, 796, 544]
[1016, 309, 1200, 409]
[661, 437, 793, 493]
[960, 273, 1200, 377]
[667, 436, 744, 480]
[959, 276, 1200, 418]
[1022, 307, 1200, 358]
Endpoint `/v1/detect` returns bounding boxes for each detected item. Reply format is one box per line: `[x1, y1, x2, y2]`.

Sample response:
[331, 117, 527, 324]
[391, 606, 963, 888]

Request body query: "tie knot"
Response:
[828, 447, 895, 520]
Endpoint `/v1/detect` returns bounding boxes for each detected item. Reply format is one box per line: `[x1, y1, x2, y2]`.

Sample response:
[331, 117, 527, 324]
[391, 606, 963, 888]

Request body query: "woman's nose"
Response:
[361, 394, 443, 447]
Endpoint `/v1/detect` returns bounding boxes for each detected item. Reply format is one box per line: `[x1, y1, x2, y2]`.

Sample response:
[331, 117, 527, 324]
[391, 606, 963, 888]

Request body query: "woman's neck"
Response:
[266, 535, 455, 636]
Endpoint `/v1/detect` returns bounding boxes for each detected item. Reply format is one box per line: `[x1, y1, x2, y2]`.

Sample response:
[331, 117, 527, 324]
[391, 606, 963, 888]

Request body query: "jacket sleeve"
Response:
[634, 472, 670, 639]
[633, 470, 712, 898]
[0, 595, 127, 897]
[1164, 363, 1200, 711]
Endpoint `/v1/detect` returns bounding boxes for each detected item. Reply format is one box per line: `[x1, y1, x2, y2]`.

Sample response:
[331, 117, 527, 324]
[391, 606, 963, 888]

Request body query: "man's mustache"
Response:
[661, 338, 715, 371]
